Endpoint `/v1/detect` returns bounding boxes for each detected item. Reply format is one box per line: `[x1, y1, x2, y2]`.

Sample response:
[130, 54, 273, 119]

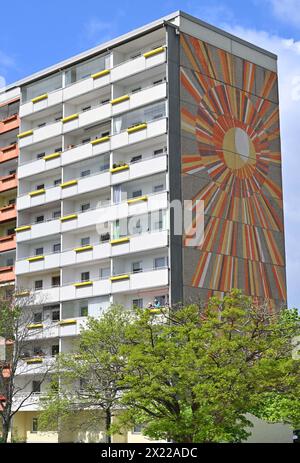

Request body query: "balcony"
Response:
[0, 234, 16, 253]
[0, 114, 19, 135]
[19, 46, 166, 119]
[0, 173, 17, 193]
[0, 265, 15, 284]
[0, 204, 16, 223]
[15, 229, 168, 275]
[0, 143, 19, 164]
[18, 121, 62, 148]
[16, 355, 56, 376]
[16, 190, 168, 243]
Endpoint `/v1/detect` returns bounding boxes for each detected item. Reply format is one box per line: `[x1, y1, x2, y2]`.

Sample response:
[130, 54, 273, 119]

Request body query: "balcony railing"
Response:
[0, 173, 17, 192]
[0, 204, 16, 223]
[0, 234, 16, 252]
[0, 265, 15, 283]
[0, 114, 19, 134]
[0, 143, 19, 163]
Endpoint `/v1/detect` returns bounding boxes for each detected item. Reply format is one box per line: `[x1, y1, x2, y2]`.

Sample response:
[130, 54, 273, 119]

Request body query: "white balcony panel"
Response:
[33, 122, 62, 144]
[61, 171, 110, 199]
[60, 279, 110, 302]
[20, 90, 63, 117]
[62, 143, 91, 166]
[13, 394, 43, 412]
[18, 157, 61, 179]
[18, 186, 61, 211]
[16, 357, 56, 376]
[34, 287, 60, 304]
[61, 242, 110, 267]
[112, 83, 166, 116]
[78, 104, 111, 129]
[111, 118, 167, 150]
[58, 317, 87, 336]
[63, 79, 94, 101]
[111, 268, 168, 294]
[16, 220, 60, 243]
[62, 118, 79, 133]
[111, 155, 167, 185]
[15, 253, 60, 275]
[26, 322, 60, 341]
[111, 50, 166, 82]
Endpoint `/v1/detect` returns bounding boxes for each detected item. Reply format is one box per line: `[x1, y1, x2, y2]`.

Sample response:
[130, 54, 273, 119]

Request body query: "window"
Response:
[80, 306, 88, 317]
[100, 267, 110, 279]
[81, 237, 90, 246]
[37, 122, 46, 128]
[35, 215, 44, 223]
[132, 190, 142, 198]
[54, 179, 61, 186]
[81, 203, 90, 212]
[55, 147, 62, 153]
[82, 105, 91, 112]
[132, 298, 143, 308]
[101, 98, 109, 104]
[32, 418, 38, 433]
[53, 210, 60, 219]
[6, 258, 14, 266]
[130, 155, 142, 163]
[53, 243, 61, 253]
[154, 148, 164, 156]
[52, 276, 60, 287]
[52, 345, 59, 356]
[52, 309, 60, 322]
[35, 280, 43, 290]
[35, 247, 44, 256]
[9, 170, 16, 175]
[36, 152, 45, 159]
[133, 424, 143, 433]
[131, 86, 141, 93]
[33, 312, 42, 323]
[101, 131, 110, 137]
[154, 295, 166, 306]
[154, 257, 166, 269]
[36, 184, 44, 190]
[132, 261, 142, 273]
[7, 228, 15, 235]
[81, 170, 91, 177]
[82, 137, 91, 144]
[153, 184, 164, 193]
[81, 272, 90, 282]
[8, 198, 16, 204]
[32, 381, 41, 393]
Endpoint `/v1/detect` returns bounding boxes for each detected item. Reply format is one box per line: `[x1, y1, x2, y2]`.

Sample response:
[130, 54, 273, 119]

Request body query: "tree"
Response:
[0, 292, 51, 443]
[116, 290, 300, 443]
[39, 305, 132, 443]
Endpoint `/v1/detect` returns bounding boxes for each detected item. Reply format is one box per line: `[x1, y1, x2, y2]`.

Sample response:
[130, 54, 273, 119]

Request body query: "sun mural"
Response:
[180, 34, 286, 303]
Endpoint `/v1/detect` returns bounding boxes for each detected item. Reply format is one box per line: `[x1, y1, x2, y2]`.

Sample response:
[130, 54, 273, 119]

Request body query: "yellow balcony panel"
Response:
[91, 69, 110, 79]
[31, 93, 48, 103]
[15, 290, 30, 297]
[59, 319, 77, 326]
[110, 237, 130, 245]
[111, 94, 130, 105]
[74, 245, 93, 253]
[127, 195, 148, 204]
[15, 225, 31, 232]
[110, 274, 130, 282]
[60, 214, 78, 222]
[127, 123, 147, 134]
[27, 255, 45, 262]
[17, 130, 33, 139]
[90, 136, 110, 145]
[74, 281, 93, 288]
[110, 164, 129, 173]
[26, 358, 43, 364]
[29, 188, 45, 197]
[27, 323, 43, 330]
[43, 152, 61, 161]
[60, 179, 78, 189]
[143, 46, 165, 58]
[148, 308, 163, 314]
[61, 113, 79, 123]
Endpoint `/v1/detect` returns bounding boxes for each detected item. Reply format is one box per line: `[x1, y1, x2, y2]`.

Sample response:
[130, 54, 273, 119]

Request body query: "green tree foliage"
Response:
[40, 291, 300, 443]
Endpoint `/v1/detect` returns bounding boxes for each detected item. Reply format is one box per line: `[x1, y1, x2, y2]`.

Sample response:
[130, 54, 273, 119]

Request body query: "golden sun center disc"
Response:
[222, 127, 256, 170]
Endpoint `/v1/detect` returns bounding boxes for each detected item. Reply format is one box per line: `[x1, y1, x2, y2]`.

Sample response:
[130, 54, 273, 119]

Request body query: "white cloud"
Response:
[223, 25, 300, 308]
[80, 10, 125, 48]
[266, 0, 300, 27]
[0, 50, 16, 90]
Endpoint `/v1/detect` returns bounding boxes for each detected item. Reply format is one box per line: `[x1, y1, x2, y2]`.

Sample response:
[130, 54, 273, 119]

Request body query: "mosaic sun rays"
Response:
[180, 33, 286, 303]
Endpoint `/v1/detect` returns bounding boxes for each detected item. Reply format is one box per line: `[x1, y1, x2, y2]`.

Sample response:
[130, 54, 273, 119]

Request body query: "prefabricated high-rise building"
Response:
[0, 11, 286, 442]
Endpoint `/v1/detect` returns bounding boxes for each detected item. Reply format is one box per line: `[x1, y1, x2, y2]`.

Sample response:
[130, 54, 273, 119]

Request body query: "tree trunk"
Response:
[104, 409, 112, 443]
[1, 417, 10, 443]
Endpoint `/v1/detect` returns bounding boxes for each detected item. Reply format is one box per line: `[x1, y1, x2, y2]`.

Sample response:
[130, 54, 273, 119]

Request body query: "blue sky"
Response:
[1, 0, 299, 308]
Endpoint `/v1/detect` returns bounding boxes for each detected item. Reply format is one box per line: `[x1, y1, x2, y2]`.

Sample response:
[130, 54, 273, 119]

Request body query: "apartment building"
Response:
[0, 11, 286, 442]
[0, 88, 20, 291]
